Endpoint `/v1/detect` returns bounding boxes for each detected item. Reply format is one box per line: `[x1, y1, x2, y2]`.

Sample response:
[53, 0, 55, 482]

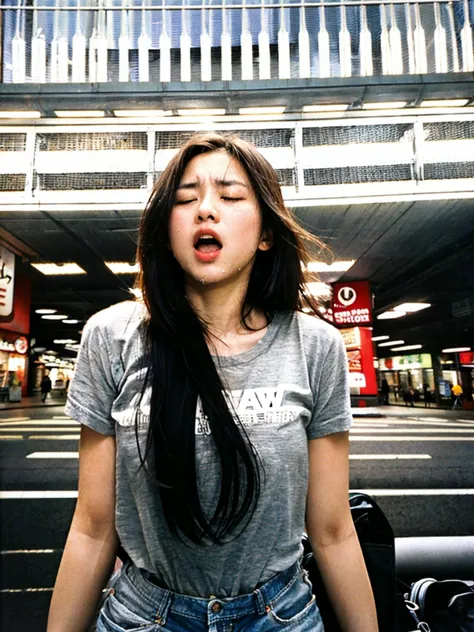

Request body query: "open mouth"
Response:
[194, 235, 223, 253]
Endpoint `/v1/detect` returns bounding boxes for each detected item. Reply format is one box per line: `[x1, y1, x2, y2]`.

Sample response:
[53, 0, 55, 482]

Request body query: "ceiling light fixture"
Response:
[420, 99, 469, 108]
[390, 344, 423, 351]
[239, 107, 286, 115]
[302, 104, 349, 112]
[62, 319, 80, 324]
[393, 302, 431, 313]
[105, 262, 140, 274]
[372, 335, 390, 342]
[177, 109, 226, 116]
[53, 339, 79, 344]
[54, 110, 105, 118]
[362, 102, 408, 110]
[41, 314, 69, 320]
[0, 111, 41, 118]
[35, 308, 57, 315]
[113, 109, 172, 117]
[31, 263, 86, 275]
[307, 260, 355, 273]
[442, 347, 471, 353]
[377, 311, 406, 320]
[377, 340, 405, 347]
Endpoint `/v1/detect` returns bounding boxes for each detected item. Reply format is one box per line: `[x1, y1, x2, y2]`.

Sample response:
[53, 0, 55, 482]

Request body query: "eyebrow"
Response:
[176, 178, 249, 190]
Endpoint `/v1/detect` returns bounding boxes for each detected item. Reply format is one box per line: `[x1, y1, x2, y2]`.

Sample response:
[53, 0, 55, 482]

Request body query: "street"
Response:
[1, 404, 474, 631]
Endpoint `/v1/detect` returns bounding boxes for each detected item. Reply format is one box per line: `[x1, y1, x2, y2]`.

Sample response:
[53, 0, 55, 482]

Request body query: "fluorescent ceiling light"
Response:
[442, 347, 471, 353]
[420, 99, 469, 108]
[362, 102, 407, 110]
[31, 263, 86, 275]
[372, 335, 390, 342]
[62, 319, 80, 324]
[114, 109, 172, 117]
[177, 109, 226, 116]
[308, 260, 355, 273]
[35, 308, 57, 315]
[54, 110, 105, 118]
[239, 107, 286, 115]
[378, 340, 405, 347]
[391, 344, 423, 351]
[302, 104, 348, 112]
[0, 110, 41, 118]
[105, 262, 140, 274]
[42, 314, 68, 320]
[393, 302, 431, 313]
[377, 311, 406, 320]
[305, 282, 332, 298]
[54, 339, 78, 344]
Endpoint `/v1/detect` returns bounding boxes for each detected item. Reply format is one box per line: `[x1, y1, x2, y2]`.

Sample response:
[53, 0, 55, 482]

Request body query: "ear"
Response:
[258, 228, 273, 252]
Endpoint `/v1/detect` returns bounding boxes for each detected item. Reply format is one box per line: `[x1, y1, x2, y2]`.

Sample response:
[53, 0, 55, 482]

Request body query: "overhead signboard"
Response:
[378, 354, 432, 371]
[0, 247, 15, 320]
[331, 281, 373, 327]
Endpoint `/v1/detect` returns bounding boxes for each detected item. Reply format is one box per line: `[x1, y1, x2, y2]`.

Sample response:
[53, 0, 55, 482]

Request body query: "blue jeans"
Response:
[96, 556, 325, 631]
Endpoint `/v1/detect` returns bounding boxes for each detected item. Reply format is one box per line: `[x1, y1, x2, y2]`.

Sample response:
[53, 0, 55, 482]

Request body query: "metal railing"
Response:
[1, 0, 473, 83]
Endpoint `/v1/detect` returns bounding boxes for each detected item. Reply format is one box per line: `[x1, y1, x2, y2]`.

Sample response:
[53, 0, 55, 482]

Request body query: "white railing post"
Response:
[414, 3, 427, 74]
[433, 2, 448, 73]
[72, 0, 86, 82]
[160, 0, 172, 82]
[389, 4, 403, 74]
[318, 0, 330, 77]
[278, 0, 291, 78]
[258, 0, 271, 79]
[299, 0, 311, 78]
[405, 2, 416, 74]
[221, 0, 232, 80]
[118, 1, 130, 82]
[138, 0, 151, 81]
[180, 0, 192, 81]
[51, 2, 68, 82]
[339, 0, 351, 77]
[12, 0, 26, 83]
[380, 3, 391, 74]
[359, 1, 373, 76]
[241, 0, 253, 80]
[461, 0, 474, 71]
[201, 0, 212, 81]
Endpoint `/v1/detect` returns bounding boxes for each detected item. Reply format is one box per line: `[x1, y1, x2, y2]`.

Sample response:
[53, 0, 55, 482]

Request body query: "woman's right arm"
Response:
[47, 424, 119, 632]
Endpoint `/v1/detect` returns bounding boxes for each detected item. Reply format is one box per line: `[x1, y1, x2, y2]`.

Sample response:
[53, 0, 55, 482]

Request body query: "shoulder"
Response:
[84, 300, 148, 341]
[289, 311, 344, 351]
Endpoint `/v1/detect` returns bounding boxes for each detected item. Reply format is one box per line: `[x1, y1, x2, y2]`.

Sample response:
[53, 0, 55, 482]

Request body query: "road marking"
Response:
[52, 416, 70, 420]
[0, 427, 79, 432]
[28, 435, 80, 440]
[349, 454, 431, 460]
[352, 489, 474, 496]
[0, 491, 78, 499]
[0, 420, 77, 426]
[0, 435, 23, 440]
[0, 417, 29, 423]
[355, 419, 474, 427]
[26, 452, 78, 459]
[0, 588, 53, 593]
[1, 549, 59, 554]
[351, 428, 474, 434]
[350, 436, 474, 441]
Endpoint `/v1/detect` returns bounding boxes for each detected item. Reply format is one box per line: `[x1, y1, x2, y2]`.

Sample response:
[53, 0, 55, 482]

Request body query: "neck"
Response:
[185, 276, 264, 338]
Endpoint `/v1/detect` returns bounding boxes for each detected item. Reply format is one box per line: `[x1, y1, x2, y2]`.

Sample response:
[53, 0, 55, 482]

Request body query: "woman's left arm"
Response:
[305, 430, 378, 632]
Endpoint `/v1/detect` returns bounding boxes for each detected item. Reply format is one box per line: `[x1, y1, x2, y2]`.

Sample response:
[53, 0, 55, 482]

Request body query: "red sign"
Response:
[459, 351, 474, 365]
[331, 281, 373, 327]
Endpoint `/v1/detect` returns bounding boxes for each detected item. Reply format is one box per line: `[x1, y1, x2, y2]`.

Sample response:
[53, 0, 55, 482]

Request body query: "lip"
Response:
[194, 249, 221, 263]
[192, 227, 223, 248]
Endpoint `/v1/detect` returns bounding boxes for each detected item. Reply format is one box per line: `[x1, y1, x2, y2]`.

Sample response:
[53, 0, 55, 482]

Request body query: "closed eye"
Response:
[175, 199, 196, 205]
[222, 197, 243, 202]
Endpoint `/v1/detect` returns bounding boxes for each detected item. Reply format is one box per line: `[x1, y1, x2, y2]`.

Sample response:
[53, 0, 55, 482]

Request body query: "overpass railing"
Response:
[1, 0, 473, 83]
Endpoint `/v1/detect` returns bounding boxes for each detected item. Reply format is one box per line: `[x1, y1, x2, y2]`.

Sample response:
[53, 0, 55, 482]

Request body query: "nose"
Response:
[196, 194, 219, 223]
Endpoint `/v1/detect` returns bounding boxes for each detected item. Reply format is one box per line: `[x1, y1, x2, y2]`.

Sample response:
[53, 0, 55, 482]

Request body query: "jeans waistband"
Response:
[119, 557, 304, 626]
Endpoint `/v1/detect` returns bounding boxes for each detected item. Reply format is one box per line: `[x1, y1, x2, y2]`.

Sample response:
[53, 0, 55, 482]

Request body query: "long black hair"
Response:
[135, 133, 327, 545]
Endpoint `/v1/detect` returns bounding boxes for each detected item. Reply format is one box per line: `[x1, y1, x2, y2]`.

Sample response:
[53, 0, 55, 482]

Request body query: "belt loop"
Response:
[154, 589, 173, 626]
[254, 586, 269, 616]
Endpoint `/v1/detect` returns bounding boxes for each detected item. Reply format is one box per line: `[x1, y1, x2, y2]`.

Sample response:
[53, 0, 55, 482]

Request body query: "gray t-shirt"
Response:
[65, 300, 352, 598]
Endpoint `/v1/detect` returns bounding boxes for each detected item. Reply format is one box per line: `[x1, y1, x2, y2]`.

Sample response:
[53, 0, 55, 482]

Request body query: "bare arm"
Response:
[305, 431, 378, 632]
[47, 425, 119, 632]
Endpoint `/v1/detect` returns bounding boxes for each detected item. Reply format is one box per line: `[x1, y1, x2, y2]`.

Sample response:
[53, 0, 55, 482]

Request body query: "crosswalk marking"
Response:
[350, 454, 431, 460]
[351, 436, 474, 441]
[26, 452, 78, 459]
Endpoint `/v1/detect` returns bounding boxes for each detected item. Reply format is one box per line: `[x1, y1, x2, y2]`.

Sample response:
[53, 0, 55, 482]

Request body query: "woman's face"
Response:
[169, 150, 271, 288]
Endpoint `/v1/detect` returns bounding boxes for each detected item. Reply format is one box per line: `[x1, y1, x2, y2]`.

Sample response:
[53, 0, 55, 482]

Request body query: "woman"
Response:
[47, 133, 377, 632]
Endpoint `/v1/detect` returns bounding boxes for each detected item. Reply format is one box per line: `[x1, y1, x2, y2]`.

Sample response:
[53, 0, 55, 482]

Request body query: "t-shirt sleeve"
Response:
[65, 315, 117, 435]
[306, 329, 353, 440]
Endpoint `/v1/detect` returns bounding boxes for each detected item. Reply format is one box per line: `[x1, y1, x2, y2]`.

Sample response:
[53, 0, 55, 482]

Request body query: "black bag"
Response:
[302, 492, 411, 632]
[409, 578, 474, 631]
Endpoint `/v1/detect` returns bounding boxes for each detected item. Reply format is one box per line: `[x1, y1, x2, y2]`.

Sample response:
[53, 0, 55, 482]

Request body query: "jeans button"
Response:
[211, 601, 222, 613]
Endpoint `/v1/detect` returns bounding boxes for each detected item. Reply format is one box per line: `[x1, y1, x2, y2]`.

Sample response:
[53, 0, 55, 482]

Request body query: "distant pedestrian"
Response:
[423, 383, 432, 408]
[380, 379, 390, 405]
[40, 374, 52, 403]
[452, 384, 463, 410]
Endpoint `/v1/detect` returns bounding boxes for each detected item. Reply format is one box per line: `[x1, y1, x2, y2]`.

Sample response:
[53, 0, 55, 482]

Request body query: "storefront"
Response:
[378, 353, 435, 403]
[0, 334, 29, 402]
